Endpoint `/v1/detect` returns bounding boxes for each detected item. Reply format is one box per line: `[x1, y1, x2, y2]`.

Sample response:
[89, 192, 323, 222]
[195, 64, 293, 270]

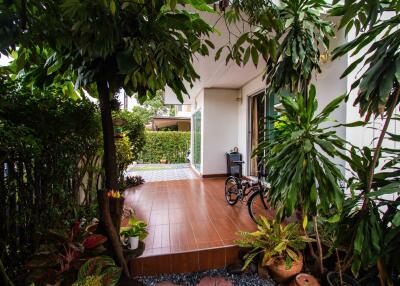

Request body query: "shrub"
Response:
[125, 175, 145, 188]
[113, 111, 145, 160]
[138, 131, 190, 163]
[115, 133, 134, 180]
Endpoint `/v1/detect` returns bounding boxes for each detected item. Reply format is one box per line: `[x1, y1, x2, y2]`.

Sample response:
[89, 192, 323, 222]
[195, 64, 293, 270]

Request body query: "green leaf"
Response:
[392, 212, 400, 227]
[326, 214, 340, 223]
[101, 266, 122, 286]
[354, 222, 365, 255]
[251, 47, 259, 66]
[341, 57, 364, 79]
[110, 0, 116, 15]
[243, 47, 251, 65]
[274, 241, 286, 252]
[303, 139, 312, 153]
[366, 182, 400, 198]
[318, 95, 345, 118]
[215, 46, 224, 61]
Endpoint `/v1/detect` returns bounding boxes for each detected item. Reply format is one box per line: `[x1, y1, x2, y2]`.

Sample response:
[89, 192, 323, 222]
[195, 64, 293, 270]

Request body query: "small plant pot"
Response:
[128, 236, 139, 250]
[266, 255, 303, 283]
[326, 271, 359, 286]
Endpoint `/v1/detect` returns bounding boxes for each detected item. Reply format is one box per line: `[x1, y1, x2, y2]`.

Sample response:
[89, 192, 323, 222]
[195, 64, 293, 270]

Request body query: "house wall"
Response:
[202, 88, 240, 176]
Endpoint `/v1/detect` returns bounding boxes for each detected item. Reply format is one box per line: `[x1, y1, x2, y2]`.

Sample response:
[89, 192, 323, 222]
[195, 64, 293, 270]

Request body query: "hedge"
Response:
[138, 131, 190, 163]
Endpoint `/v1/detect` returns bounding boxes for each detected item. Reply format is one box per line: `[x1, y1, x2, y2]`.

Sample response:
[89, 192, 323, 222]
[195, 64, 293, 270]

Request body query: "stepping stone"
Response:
[196, 277, 233, 286]
[154, 282, 180, 286]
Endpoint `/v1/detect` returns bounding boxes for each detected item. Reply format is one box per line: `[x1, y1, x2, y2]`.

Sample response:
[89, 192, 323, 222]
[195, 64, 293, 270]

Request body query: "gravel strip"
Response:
[137, 268, 275, 286]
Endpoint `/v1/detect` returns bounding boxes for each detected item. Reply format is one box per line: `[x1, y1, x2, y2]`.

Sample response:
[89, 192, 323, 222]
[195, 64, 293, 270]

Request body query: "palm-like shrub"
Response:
[256, 85, 346, 220]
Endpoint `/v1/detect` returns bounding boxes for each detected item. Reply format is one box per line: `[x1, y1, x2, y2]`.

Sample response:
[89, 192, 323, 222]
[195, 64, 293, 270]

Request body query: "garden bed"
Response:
[137, 268, 275, 286]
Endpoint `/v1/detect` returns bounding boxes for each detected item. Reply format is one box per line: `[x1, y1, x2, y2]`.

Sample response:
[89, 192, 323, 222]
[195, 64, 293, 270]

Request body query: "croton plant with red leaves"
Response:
[25, 220, 108, 285]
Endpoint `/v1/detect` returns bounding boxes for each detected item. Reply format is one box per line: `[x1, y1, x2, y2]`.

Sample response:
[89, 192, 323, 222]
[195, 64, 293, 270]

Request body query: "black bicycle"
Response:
[224, 162, 271, 223]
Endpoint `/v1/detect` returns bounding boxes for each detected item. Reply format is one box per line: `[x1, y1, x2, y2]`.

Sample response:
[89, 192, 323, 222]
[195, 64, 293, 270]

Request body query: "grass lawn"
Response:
[129, 165, 172, 171]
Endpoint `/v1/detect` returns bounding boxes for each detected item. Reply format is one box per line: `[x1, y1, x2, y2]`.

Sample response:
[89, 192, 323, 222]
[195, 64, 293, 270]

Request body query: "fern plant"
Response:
[235, 217, 313, 270]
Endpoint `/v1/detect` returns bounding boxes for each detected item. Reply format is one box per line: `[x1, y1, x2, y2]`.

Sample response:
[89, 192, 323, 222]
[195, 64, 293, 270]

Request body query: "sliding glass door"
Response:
[192, 110, 201, 171]
[248, 92, 279, 176]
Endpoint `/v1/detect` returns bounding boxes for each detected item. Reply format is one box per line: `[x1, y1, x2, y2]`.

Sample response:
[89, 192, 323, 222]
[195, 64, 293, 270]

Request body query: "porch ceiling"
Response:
[164, 10, 265, 104]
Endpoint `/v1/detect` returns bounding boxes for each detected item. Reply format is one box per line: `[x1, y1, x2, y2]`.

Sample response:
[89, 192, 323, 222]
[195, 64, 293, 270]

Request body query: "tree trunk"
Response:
[97, 80, 130, 277]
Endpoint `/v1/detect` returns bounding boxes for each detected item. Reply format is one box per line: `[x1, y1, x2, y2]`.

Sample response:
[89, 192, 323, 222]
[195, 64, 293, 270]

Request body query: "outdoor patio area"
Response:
[123, 178, 267, 276]
[126, 164, 198, 182]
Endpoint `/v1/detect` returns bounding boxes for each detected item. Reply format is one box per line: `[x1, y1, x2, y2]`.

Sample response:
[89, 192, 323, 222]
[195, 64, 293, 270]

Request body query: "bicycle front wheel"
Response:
[247, 189, 269, 224]
[225, 176, 241, 205]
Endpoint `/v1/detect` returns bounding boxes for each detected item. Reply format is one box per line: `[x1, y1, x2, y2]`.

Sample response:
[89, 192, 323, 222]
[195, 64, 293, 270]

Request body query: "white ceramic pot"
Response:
[128, 236, 139, 250]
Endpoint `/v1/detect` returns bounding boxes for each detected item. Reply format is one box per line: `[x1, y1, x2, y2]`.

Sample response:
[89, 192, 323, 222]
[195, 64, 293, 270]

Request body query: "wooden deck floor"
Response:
[123, 178, 260, 276]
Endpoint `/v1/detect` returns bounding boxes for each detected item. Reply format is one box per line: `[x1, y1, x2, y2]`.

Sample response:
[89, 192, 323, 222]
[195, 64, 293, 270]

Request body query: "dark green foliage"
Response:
[138, 131, 190, 164]
[331, 0, 400, 120]
[130, 91, 176, 125]
[115, 133, 134, 181]
[255, 85, 346, 219]
[220, 0, 334, 96]
[125, 175, 145, 188]
[26, 221, 107, 286]
[333, 127, 400, 280]
[0, 77, 102, 284]
[0, 0, 215, 102]
[113, 111, 145, 160]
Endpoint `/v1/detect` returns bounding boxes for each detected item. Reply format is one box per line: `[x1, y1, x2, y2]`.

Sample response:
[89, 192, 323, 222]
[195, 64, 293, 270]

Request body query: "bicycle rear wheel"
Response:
[225, 176, 241, 205]
[247, 189, 269, 224]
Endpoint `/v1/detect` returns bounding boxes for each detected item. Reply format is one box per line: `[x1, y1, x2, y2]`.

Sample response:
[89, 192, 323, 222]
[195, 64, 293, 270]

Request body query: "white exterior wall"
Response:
[201, 88, 239, 175]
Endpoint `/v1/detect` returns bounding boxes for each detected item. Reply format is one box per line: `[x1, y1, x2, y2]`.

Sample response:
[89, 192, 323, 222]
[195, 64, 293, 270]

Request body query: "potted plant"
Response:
[160, 158, 167, 164]
[235, 216, 314, 282]
[120, 218, 148, 250]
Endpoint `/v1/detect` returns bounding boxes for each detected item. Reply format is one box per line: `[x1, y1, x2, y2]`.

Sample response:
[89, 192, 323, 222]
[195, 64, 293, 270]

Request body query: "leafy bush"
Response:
[115, 133, 134, 180]
[120, 217, 148, 240]
[113, 111, 145, 160]
[0, 78, 103, 283]
[125, 175, 145, 188]
[138, 131, 190, 163]
[26, 220, 107, 285]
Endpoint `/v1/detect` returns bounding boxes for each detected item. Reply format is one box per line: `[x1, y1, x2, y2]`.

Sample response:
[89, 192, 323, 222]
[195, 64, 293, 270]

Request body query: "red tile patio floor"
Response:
[123, 178, 270, 276]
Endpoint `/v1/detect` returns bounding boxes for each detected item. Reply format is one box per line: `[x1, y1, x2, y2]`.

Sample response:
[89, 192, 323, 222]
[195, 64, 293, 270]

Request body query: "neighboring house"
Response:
[151, 115, 190, 131]
[149, 104, 191, 131]
[163, 12, 399, 179]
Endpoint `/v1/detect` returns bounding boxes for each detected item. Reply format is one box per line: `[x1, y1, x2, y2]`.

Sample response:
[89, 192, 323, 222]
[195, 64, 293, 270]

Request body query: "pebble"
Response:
[138, 268, 275, 286]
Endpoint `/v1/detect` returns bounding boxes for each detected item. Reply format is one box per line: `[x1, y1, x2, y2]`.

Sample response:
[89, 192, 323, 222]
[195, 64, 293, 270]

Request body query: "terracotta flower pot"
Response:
[266, 254, 303, 283]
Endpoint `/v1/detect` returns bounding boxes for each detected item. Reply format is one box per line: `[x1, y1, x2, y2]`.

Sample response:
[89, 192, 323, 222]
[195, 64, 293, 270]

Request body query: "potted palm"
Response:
[120, 218, 148, 250]
[235, 216, 314, 282]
